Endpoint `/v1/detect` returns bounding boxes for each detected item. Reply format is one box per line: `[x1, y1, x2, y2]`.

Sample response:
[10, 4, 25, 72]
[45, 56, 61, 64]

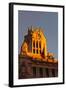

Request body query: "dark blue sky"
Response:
[18, 10, 58, 59]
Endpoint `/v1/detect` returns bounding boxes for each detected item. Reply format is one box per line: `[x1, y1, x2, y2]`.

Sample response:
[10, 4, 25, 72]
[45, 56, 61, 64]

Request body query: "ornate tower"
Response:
[20, 27, 47, 59]
[19, 26, 58, 79]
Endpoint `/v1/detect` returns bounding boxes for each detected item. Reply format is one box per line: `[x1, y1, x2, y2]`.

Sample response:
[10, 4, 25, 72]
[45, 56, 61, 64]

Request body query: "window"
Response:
[32, 40, 41, 54]
[33, 49, 35, 53]
[52, 69, 55, 77]
[39, 41, 41, 48]
[40, 50, 41, 54]
[45, 68, 49, 77]
[36, 49, 38, 54]
[39, 68, 43, 77]
[33, 41, 35, 48]
[33, 67, 36, 77]
[36, 41, 38, 48]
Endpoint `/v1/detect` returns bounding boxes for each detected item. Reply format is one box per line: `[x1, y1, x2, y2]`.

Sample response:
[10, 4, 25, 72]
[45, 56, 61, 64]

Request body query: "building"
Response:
[19, 27, 58, 79]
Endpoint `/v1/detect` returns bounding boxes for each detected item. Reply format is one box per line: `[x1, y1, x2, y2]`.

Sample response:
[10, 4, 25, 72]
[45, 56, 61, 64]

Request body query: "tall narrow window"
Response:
[40, 50, 41, 54]
[39, 68, 43, 77]
[45, 68, 49, 77]
[39, 41, 41, 48]
[36, 49, 38, 54]
[36, 41, 38, 48]
[33, 40, 35, 48]
[43, 48, 45, 58]
[52, 69, 55, 77]
[33, 49, 35, 53]
[33, 67, 36, 77]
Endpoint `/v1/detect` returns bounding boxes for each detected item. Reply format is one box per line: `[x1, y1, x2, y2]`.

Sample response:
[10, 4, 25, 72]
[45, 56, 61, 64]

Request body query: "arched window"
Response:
[36, 49, 38, 54]
[36, 41, 38, 48]
[33, 49, 35, 53]
[33, 40, 35, 48]
[39, 41, 41, 48]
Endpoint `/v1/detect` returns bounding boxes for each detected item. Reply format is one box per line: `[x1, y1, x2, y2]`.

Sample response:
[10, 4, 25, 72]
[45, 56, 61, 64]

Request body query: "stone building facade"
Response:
[19, 27, 58, 79]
